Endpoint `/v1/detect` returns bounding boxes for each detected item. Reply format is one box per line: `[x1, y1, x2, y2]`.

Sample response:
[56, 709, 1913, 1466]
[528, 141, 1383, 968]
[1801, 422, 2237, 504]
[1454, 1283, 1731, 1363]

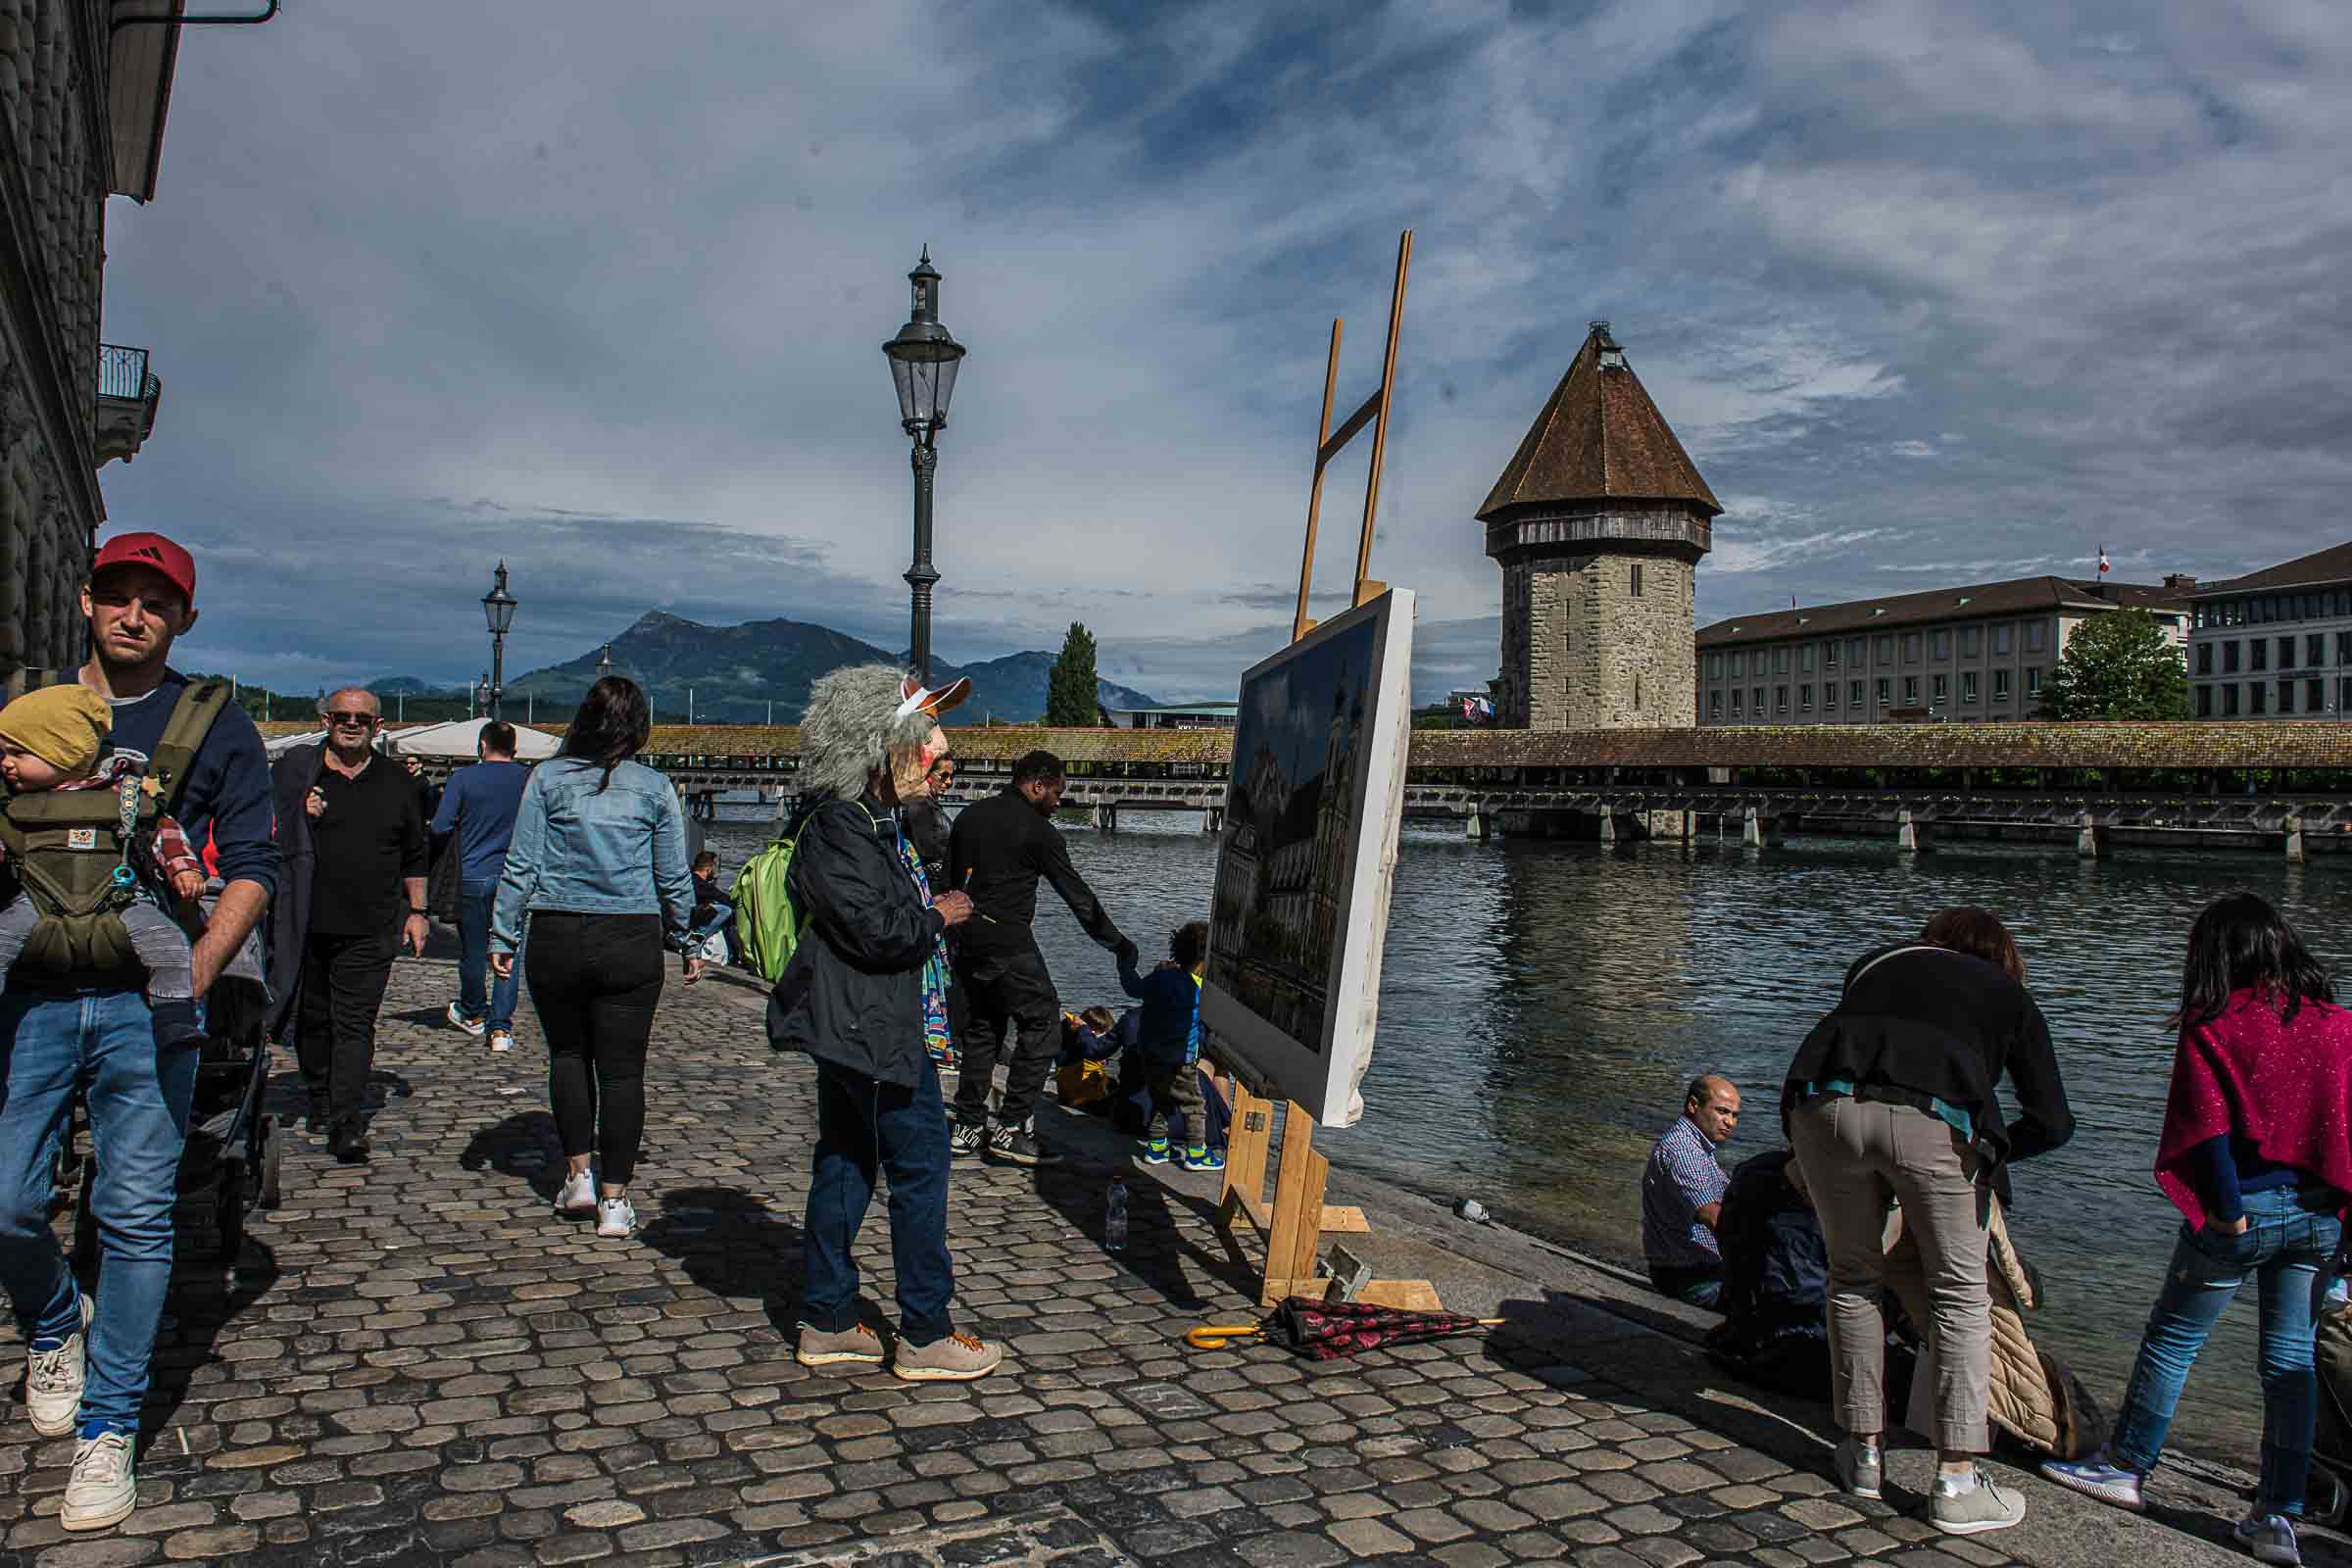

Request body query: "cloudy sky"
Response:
[98, 1, 2352, 702]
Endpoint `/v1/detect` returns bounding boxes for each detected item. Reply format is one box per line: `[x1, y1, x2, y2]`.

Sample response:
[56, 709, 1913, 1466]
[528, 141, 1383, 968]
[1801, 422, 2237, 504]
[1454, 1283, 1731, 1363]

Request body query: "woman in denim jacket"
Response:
[491, 677, 700, 1238]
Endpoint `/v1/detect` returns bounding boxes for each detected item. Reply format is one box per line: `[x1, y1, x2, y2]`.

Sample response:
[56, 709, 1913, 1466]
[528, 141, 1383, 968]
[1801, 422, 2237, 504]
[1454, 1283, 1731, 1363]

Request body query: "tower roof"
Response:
[1478, 322, 1721, 522]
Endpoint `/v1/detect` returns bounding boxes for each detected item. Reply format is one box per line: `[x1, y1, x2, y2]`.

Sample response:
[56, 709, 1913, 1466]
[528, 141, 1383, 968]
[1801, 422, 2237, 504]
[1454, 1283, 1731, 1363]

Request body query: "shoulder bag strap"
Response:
[149, 679, 232, 815]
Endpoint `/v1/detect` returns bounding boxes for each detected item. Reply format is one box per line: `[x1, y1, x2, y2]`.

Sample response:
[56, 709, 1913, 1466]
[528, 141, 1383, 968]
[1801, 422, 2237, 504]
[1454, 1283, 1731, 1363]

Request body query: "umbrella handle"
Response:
[1185, 1323, 1263, 1349]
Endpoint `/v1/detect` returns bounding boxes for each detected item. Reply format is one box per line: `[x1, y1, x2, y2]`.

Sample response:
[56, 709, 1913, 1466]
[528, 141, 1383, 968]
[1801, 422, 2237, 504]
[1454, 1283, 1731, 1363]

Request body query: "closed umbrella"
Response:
[1188, 1298, 1504, 1360]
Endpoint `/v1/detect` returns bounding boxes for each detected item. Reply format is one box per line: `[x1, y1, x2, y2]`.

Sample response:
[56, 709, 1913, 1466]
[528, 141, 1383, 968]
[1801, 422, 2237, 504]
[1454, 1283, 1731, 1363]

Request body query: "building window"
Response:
[1845, 679, 1862, 708]
[1825, 641, 1839, 669]
[1776, 686, 1789, 714]
[2339, 633, 2352, 664]
[2278, 678, 2295, 714]
[1706, 653, 1723, 678]
[2197, 685, 2212, 717]
[1753, 686, 1766, 714]
[2311, 635, 2328, 667]
[1960, 626, 1982, 658]
[1932, 674, 1949, 706]
[2279, 636, 2296, 671]
[1993, 623, 2014, 656]
[2253, 639, 2269, 672]
[1932, 630, 1951, 661]
[1801, 644, 1816, 673]
[1876, 677, 1892, 706]
[2195, 643, 2213, 675]
[1902, 633, 1922, 663]
[1847, 637, 1866, 664]
[1799, 683, 1813, 711]
[2225, 640, 2241, 674]
[2224, 684, 2240, 716]
[2251, 682, 2268, 715]
[1708, 691, 1723, 719]
[1633, 675, 1642, 710]
[1630, 563, 1643, 597]
[1823, 684, 1838, 711]
[2026, 621, 2046, 653]
[1962, 671, 1979, 704]
[2342, 675, 2352, 716]
[1993, 669, 2011, 701]
[1730, 689, 1743, 717]
[2309, 677, 2326, 714]
[2026, 667, 2041, 696]
[1902, 676, 1920, 706]
[1875, 634, 1895, 664]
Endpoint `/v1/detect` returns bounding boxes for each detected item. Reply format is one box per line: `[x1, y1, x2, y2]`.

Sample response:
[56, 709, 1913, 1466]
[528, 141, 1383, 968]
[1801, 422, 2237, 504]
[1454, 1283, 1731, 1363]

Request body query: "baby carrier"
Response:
[0, 672, 229, 983]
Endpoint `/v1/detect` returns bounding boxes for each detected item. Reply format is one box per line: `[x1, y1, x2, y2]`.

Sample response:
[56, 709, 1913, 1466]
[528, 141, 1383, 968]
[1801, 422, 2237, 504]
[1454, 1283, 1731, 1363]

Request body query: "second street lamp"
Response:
[481, 563, 517, 721]
[882, 246, 967, 684]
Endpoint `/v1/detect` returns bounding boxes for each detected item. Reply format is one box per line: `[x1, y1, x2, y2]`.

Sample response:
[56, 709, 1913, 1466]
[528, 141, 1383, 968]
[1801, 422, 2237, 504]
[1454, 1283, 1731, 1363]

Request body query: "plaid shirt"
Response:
[1642, 1115, 1729, 1270]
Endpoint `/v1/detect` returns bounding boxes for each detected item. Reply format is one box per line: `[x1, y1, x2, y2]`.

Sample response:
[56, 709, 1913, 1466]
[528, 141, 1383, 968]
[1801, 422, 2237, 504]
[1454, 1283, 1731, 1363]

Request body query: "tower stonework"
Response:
[1480, 323, 1720, 731]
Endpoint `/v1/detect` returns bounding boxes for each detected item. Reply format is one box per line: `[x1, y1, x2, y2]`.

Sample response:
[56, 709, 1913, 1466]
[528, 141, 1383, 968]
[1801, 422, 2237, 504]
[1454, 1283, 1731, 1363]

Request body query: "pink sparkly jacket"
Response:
[2154, 987, 2352, 1230]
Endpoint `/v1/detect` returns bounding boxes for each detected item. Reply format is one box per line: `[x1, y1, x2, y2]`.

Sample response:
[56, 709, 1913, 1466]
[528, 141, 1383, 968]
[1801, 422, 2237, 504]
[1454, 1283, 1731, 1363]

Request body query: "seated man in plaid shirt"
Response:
[1642, 1074, 1741, 1309]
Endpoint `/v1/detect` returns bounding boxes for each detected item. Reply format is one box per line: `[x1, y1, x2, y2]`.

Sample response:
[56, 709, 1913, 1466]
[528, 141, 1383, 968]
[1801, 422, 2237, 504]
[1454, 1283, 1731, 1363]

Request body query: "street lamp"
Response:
[481, 563, 517, 720]
[882, 246, 967, 683]
[598, 643, 612, 678]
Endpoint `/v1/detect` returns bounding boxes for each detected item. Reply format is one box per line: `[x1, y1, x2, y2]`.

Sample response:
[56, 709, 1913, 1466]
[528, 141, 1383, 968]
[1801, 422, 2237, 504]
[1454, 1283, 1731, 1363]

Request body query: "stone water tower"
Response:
[1480, 322, 1720, 730]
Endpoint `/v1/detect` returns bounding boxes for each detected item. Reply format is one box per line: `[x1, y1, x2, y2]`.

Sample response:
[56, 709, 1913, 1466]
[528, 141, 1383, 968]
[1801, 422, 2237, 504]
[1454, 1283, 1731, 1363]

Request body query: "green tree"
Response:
[1045, 622, 1100, 727]
[2034, 608, 2191, 720]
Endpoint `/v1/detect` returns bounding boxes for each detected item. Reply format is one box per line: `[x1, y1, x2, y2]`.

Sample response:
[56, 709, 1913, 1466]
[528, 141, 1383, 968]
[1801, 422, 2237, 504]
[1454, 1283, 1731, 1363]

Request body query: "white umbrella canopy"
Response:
[384, 718, 560, 760]
[264, 728, 326, 759]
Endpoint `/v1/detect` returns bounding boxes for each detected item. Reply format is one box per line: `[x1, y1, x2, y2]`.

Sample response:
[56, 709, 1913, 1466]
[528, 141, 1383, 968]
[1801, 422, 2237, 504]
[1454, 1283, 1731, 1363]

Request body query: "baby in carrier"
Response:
[0, 685, 208, 1048]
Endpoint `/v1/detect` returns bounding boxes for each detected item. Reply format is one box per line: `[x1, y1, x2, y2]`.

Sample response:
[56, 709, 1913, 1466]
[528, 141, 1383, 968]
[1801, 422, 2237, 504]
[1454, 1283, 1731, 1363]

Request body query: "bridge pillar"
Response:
[1465, 807, 1490, 842]
[2287, 812, 2307, 864]
[2077, 811, 2102, 859]
[1741, 806, 1778, 849]
[1596, 806, 1616, 844]
[1897, 808, 1928, 856]
[1095, 805, 1118, 834]
[1201, 806, 1222, 835]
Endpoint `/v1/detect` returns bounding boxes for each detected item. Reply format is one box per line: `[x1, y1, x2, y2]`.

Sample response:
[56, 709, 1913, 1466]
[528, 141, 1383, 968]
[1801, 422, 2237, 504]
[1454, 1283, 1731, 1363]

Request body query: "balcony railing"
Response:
[98, 344, 159, 404]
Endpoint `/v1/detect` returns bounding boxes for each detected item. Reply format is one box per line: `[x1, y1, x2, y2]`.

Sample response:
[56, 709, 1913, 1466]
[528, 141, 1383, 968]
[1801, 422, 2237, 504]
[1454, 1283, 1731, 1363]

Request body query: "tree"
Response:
[2034, 608, 2190, 720]
[1045, 621, 1100, 727]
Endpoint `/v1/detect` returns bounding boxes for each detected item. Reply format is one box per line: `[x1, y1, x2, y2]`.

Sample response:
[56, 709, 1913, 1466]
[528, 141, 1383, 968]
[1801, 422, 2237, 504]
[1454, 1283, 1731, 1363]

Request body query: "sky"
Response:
[97, 1, 2352, 704]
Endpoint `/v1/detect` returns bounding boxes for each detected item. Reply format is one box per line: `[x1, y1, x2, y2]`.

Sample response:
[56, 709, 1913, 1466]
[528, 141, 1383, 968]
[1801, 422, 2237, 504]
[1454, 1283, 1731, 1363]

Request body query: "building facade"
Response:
[2188, 542, 2352, 720]
[0, 1, 178, 674]
[1481, 322, 1718, 731]
[1695, 575, 2191, 726]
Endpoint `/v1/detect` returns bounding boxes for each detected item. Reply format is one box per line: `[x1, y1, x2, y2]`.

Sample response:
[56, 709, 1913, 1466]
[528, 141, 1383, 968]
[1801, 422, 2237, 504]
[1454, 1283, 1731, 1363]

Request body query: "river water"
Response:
[706, 809, 2310, 1462]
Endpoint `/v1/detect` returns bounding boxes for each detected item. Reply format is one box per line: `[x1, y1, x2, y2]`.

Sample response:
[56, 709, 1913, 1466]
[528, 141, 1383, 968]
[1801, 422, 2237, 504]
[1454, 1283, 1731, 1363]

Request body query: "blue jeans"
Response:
[458, 878, 518, 1032]
[0, 990, 200, 1433]
[803, 1055, 954, 1346]
[2111, 1186, 2341, 1514]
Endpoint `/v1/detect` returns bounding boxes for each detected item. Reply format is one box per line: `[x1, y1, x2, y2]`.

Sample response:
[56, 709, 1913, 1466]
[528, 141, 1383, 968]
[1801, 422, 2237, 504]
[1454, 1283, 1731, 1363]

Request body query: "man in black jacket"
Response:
[948, 750, 1135, 1165]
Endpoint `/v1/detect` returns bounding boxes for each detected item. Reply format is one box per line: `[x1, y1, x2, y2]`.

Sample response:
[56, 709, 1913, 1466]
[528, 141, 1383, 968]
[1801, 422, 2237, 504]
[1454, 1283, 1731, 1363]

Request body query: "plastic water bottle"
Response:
[1105, 1177, 1129, 1252]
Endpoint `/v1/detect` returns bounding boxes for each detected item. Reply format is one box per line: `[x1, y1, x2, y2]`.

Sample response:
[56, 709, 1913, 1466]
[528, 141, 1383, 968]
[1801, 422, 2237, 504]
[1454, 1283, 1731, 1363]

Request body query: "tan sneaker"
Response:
[24, 1294, 93, 1438]
[795, 1321, 884, 1368]
[892, 1330, 1003, 1383]
[61, 1429, 136, 1533]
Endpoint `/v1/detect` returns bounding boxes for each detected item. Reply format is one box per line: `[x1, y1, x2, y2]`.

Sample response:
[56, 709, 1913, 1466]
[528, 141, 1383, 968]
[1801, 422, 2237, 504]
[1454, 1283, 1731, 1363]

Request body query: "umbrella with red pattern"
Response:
[1187, 1298, 1504, 1360]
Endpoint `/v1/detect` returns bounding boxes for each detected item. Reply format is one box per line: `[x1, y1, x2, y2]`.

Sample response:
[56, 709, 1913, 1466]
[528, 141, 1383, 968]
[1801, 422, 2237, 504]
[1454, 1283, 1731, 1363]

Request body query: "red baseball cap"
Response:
[90, 531, 197, 604]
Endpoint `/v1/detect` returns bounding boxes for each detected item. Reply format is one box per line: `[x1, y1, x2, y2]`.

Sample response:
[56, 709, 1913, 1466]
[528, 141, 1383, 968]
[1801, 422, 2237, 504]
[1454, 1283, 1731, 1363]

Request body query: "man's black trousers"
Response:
[951, 942, 1059, 1132]
[295, 930, 397, 1130]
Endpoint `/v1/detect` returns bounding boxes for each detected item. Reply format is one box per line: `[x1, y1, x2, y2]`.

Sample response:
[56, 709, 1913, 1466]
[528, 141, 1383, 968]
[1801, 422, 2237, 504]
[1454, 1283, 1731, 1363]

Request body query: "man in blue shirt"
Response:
[0, 532, 277, 1535]
[430, 720, 529, 1052]
[1642, 1074, 1741, 1310]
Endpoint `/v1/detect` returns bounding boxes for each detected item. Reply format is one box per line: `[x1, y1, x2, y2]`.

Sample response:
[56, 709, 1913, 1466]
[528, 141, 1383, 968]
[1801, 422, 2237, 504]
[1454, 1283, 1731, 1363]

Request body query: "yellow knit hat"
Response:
[0, 685, 113, 777]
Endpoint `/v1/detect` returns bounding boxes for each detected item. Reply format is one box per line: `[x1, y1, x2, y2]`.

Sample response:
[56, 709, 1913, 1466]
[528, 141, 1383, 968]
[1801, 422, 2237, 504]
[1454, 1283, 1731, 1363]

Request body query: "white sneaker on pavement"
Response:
[596, 1196, 637, 1238]
[60, 1429, 136, 1533]
[488, 1029, 514, 1054]
[24, 1293, 93, 1438]
[556, 1170, 597, 1216]
[446, 1001, 485, 1037]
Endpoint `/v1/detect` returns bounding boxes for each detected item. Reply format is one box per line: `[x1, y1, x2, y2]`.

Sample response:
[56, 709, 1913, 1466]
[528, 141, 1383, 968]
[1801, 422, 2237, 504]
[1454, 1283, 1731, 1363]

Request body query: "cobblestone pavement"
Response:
[0, 955, 2270, 1567]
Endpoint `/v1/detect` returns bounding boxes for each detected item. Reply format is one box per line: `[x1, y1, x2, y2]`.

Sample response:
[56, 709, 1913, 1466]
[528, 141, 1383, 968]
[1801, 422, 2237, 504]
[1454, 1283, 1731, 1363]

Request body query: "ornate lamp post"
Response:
[597, 643, 613, 678]
[481, 563, 517, 720]
[882, 247, 967, 683]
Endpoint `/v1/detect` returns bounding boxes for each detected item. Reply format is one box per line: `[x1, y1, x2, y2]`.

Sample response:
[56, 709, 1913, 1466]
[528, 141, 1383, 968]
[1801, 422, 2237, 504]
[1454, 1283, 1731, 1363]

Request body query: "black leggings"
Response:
[525, 912, 664, 1185]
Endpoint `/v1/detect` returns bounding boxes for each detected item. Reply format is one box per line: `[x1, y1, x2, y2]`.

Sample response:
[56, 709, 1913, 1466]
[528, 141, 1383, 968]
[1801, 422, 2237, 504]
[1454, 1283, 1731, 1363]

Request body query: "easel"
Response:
[1212, 229, 1441, 1313]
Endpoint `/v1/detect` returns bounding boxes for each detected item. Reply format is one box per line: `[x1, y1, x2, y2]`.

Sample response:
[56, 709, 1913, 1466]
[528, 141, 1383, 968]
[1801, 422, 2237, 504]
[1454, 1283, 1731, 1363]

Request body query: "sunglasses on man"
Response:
[324, 710, 379, 727]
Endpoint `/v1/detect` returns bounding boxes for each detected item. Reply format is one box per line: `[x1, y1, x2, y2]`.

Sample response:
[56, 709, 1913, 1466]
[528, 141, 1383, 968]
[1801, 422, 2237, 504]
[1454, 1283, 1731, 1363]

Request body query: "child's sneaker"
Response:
[2235, 1510, 2301, 1567]
[2039, 1450, 2145, 1511]
[1178, 1146, 1225, 1172]
[1142, 1137, 1171, 1165]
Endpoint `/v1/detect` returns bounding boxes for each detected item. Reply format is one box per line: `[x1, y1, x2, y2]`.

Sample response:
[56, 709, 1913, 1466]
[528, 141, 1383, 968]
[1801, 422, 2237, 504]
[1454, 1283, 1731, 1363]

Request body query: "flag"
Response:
[2098, 546, 2112, 576]
[1460, 696, 1476, 721]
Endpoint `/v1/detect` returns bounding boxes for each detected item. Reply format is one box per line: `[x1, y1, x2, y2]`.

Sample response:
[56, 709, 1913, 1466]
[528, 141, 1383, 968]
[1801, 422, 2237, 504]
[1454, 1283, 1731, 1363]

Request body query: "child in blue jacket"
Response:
[1117, 919, 1221, 1171]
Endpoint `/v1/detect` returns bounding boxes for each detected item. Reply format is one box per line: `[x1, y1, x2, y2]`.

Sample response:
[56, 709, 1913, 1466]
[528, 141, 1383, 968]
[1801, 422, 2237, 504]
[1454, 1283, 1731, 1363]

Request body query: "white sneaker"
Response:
[556, 1170, 597, 1216]
[487, 1029, 514, 1054]
[446, 1002, 486, 1037]
[60, 1429, 136, 1533]
[596, 1196, 637, 1238]
[24, 1293, 93, 1438]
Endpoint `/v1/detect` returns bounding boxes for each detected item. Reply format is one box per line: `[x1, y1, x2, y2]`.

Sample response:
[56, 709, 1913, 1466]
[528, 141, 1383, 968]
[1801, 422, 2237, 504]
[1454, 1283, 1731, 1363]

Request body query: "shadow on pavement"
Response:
[458, 1108, 565, 1203]
[637, 1185, 807, 1337]
[145, 1234, 281, 1452]
[1026, 1102, 1243, 1312]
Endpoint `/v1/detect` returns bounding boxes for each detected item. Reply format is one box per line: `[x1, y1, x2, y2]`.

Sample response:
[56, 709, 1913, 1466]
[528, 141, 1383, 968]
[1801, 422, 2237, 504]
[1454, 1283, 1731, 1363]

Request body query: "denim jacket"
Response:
[490, 758, 693, 954]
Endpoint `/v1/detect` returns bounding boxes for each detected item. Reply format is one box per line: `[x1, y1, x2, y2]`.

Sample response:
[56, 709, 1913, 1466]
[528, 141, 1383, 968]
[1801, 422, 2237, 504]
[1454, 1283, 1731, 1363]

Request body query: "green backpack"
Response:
[728, 833, 804, 982]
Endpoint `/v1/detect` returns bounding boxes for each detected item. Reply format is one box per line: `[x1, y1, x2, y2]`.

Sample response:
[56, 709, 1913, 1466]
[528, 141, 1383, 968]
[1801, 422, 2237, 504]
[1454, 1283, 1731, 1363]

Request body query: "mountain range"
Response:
[393, 612, 1162, 724]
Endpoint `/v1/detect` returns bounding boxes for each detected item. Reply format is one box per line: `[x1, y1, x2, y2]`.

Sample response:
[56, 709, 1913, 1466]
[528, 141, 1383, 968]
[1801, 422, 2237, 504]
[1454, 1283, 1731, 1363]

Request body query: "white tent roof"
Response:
[264, 729, 326, 759]
[384, 718, 561, 760]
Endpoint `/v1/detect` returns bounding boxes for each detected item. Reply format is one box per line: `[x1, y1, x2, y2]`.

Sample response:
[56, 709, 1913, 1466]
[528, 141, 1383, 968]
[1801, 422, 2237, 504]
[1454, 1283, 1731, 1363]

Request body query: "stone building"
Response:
[1, 1, 181, 674]
[1695, 574, 2191, 726]
[1479, 321, 1719, 731]
[2188, 541, 2352, 719]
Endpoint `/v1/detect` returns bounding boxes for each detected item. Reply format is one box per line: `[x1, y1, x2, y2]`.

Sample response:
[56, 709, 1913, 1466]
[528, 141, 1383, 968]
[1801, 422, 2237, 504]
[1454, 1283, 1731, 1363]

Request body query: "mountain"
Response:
[504, 612, 1160, 724]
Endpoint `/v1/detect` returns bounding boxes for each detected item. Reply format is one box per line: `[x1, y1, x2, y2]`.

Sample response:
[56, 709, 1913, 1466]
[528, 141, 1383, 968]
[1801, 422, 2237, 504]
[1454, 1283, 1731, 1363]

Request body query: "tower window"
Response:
[1630, 563, 1644, 597]
[1633, 675, 1642, 710]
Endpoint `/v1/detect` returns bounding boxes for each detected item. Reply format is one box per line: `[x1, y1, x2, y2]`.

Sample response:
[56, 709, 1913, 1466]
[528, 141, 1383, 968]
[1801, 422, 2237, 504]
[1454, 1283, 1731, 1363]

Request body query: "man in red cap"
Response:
[0, 531, 277, 1534]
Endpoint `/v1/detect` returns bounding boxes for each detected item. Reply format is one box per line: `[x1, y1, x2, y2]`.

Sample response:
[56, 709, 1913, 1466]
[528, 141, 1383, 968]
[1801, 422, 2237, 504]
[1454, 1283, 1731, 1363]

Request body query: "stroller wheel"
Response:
[2307, 1463, 2348, 1528]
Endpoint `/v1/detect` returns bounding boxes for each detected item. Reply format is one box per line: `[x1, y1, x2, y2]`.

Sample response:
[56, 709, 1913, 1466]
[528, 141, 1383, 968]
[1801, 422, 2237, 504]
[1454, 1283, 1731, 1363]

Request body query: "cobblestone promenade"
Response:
[0, 956, 2291, 1568]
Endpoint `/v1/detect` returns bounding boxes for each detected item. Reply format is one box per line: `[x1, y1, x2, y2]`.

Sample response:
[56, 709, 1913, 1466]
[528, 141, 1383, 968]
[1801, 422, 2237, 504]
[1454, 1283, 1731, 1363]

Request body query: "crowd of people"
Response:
[1642, 898, 2350, 1563]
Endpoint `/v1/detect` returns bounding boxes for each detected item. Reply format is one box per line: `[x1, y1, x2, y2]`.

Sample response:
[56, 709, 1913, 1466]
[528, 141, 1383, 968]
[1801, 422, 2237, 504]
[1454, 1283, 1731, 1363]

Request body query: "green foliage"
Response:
[1045, 622, 1100, 727]
[2034, 609, 2191, 721]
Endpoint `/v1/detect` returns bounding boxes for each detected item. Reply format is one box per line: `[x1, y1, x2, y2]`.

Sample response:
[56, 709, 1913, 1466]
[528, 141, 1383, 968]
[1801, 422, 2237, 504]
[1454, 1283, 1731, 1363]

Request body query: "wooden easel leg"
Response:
[1262, 1101, 1328, 1305]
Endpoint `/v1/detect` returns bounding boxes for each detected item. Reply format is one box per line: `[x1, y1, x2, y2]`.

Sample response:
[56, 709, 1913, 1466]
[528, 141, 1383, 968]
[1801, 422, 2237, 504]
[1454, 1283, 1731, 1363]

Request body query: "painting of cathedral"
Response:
[1202, 589, 1415, 1127]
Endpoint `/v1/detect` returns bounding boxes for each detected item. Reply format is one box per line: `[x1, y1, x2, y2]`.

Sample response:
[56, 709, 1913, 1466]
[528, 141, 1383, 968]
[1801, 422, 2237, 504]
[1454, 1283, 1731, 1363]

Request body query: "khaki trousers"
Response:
[1789, 1096, 1992, 1452]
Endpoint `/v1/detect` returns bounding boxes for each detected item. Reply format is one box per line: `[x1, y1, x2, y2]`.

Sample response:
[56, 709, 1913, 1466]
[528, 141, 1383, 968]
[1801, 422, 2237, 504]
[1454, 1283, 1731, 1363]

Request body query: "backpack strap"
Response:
[148, 678, 233, 815]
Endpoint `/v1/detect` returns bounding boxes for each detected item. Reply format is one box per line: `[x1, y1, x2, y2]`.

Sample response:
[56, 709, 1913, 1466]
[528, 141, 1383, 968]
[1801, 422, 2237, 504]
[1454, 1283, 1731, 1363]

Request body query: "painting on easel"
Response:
[1202, 588, 1414, 1129]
